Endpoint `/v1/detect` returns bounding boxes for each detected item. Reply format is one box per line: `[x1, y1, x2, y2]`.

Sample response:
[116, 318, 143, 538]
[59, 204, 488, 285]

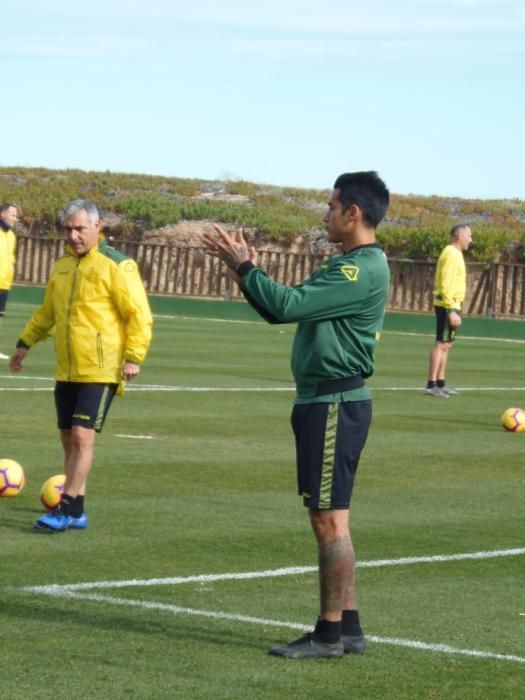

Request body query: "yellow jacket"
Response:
[0, 228, 16, 290]
[19, 237, 153, 387]
[433, 244, 466, 311]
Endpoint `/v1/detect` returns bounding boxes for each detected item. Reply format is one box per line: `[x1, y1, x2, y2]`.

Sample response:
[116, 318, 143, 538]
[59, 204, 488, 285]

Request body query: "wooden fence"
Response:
[14, 236, 525, 318]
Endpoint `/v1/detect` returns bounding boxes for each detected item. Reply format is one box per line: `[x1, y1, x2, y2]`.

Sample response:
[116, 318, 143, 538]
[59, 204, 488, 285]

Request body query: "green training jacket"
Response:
[239, 243, 390, 401]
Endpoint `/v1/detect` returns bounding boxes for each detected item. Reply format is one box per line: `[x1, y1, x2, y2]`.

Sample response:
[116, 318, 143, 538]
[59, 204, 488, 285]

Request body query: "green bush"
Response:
[1, 166, 524, 260]
[378, 223, 524, 263]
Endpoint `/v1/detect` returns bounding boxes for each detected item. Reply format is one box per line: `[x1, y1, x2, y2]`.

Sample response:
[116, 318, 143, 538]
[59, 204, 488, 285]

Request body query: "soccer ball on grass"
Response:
[40, 474, 66, 510]
[500, 407, 525, 433]
[0, 459, 26, 497]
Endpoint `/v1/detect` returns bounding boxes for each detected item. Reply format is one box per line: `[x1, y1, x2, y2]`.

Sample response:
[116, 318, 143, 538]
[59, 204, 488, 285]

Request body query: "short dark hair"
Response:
[450, 223, 470, 237]
[333, 171, 389, 228]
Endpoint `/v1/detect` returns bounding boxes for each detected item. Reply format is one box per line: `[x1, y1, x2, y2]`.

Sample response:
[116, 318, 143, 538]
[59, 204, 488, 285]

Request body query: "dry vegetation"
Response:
[1, 166, 524, 262]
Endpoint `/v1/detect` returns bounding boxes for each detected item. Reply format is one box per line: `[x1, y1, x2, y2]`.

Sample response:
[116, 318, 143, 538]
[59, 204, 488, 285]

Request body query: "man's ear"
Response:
[345, 204, 360, 221]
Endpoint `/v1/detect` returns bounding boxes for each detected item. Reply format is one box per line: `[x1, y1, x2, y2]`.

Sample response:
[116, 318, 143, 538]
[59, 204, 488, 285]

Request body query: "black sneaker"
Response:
[268, 632, 344, 659]
[342, 633, 366, 654]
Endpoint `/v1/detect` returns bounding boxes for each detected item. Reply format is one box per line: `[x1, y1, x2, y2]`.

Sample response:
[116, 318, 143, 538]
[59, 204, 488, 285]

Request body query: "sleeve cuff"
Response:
[237, 261, 256, 278]
[16, 339, 30, 349]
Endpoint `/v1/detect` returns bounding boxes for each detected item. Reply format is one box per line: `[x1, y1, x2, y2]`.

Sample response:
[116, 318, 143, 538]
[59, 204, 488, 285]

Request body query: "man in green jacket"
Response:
[204, 171, 390, 659]
[10, 199, 153, 532]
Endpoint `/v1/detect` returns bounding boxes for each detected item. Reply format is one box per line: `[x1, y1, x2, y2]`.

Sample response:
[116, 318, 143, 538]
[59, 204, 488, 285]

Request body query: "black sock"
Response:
[71, 495, 85, 518]
[427, 380, 436, 389]
[60, 494, 74, 516]
[314, 617, 341, 643]
[342, 609, 363, 636]
[436, 379, 446, 388]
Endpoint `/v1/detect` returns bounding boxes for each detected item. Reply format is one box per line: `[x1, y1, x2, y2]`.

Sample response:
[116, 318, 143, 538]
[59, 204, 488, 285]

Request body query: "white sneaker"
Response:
[424, 386, 449, 397]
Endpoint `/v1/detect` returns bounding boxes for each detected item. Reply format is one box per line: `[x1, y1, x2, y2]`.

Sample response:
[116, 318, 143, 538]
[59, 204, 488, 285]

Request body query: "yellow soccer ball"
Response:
[40, 474, 66, 510]
[501, 407, 525, 433]
[0, 459, 26, 497]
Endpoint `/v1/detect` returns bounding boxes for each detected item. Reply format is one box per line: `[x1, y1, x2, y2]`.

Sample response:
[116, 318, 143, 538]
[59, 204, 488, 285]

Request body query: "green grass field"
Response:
[1, 297, 524, 699]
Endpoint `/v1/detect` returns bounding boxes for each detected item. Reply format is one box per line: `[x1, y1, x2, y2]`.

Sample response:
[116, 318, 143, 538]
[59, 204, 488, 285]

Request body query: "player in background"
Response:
[10, 199, 153, 531]
[204, 171, 390, 659]
[0, 203, 19, 359]
[425, 224, 472, 397]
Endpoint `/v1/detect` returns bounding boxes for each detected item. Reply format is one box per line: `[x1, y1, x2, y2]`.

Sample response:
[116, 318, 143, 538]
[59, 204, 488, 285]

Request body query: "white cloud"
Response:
[1, 35, 147, 59]
[4, 0, 525, 32]
[2, 0, 523, 63]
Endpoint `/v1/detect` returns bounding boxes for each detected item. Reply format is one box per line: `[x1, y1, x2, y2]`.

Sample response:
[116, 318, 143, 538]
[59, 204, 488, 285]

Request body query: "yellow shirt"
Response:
[433, 244, 466, 311]
[0, 228, 16, 289]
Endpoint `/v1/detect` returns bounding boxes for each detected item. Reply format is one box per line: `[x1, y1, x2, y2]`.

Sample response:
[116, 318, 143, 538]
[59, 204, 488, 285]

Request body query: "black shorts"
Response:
[291, 400, 372, 510]
[0, 290, 8, 314]
[54, 382, 118, 433]
[434, 306, 456, 343]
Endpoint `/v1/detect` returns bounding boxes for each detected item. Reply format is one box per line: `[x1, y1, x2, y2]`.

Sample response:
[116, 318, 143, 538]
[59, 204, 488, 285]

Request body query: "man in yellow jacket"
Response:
[10, 199, 153, 531]
[425, 223, 472, 397]
[0, 203, 18, 336]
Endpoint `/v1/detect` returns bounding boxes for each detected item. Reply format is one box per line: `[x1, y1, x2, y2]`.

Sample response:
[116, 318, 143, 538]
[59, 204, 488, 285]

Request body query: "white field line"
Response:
[1, 380, 525, 393]
[382, 330, 525, 345]
[17, 547, 525, 665]
[19, 588, 525, 666]
[0, 387, 52, 391]
[1, 373, 524, 393]
[21, 547, 525, 594]
[152, 313, 525, 345]
[154, 314, 263, 325]
[371, 387, 525, 392]
[8, 305, 523, 344]
[114, 434, 154, 440]
[128, 386, 294, 392]
[0, 374, 52, 381]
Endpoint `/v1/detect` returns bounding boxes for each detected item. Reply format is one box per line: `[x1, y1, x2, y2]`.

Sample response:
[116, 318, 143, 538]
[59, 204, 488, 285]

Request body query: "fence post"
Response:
[486, 262, 496, 318]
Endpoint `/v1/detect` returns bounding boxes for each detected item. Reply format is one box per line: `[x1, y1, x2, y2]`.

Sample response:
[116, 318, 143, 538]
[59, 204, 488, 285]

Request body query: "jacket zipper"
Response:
[66, 259, 80, 380]
[96, 333, 104, 368]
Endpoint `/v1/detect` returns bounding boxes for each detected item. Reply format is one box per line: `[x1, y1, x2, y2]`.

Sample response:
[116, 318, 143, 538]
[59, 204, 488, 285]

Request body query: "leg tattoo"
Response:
[318, 535, 353, 617]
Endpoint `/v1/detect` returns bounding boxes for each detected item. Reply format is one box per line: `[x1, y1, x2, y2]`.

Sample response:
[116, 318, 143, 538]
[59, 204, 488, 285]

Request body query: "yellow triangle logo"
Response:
[341, 265, 359, 282]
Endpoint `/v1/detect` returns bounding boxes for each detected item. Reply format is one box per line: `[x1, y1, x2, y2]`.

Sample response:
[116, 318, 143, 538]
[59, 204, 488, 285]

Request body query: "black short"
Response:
[434, 306, 456, 343]
[291, 400, 372, 510]
[0, 290, 9, 314]
[54, 382, 118, 433]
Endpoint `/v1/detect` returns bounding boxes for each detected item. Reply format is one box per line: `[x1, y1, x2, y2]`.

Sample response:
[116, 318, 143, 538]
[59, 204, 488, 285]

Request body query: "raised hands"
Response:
[202, 225, 257, 283]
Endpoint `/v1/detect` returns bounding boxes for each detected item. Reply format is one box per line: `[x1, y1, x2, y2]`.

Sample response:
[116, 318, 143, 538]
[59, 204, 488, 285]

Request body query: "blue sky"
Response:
[2, 0, 524, 199]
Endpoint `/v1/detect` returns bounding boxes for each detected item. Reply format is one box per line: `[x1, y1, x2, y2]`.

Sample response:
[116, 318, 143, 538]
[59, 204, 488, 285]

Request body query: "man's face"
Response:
[1, 206, 18, 228]
[458, 226, 472, 251]
[323, 189, 349, 243]
[63, 210, 100, 256]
